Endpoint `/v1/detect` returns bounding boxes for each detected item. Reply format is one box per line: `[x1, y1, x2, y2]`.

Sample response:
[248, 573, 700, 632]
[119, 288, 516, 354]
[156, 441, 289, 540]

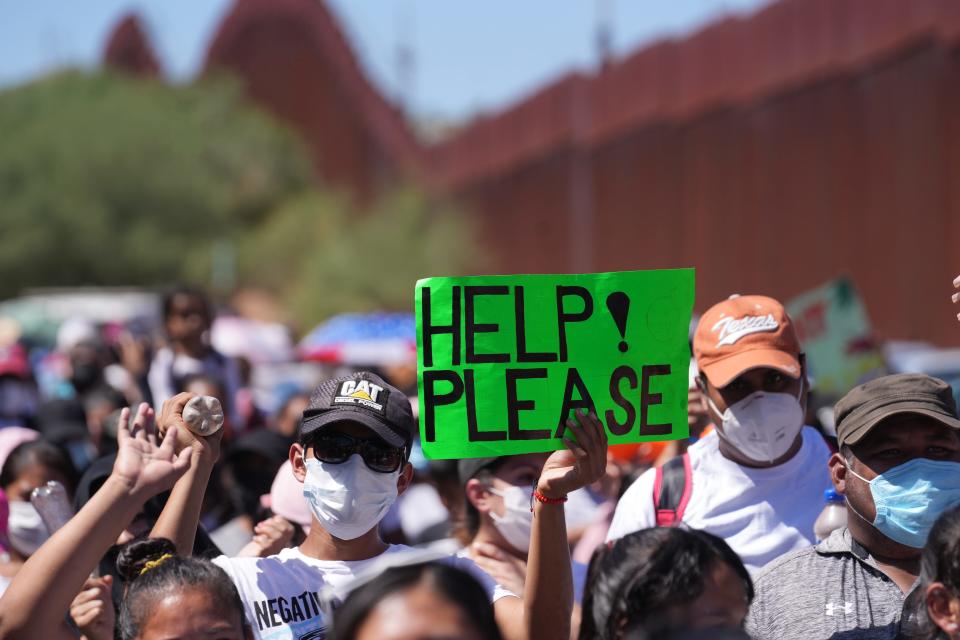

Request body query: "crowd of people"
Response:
[0, 277, 955, 639]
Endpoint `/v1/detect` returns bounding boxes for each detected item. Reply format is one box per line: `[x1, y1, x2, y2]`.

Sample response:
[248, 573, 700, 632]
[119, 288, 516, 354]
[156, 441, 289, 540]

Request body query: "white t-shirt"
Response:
[606, 427, 831, 574]
[213, 544, 515, 640]
[147, 346, 243, 428]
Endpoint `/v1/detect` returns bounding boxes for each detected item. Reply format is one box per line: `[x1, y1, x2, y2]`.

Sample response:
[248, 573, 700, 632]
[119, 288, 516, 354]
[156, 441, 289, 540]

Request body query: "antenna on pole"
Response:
[394, 0, 416, 114]
[595, 0, 613, 67]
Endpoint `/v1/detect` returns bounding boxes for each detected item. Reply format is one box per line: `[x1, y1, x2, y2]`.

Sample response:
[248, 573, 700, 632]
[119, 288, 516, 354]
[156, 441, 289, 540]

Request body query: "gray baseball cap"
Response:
[834, 373, 960, 447]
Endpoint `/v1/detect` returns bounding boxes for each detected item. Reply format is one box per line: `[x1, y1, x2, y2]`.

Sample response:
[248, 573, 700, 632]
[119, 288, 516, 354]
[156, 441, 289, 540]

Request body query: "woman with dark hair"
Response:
[0, 438, 76, 594]
[115, 537, 249, 640]
[578, 527, 753, 640]
[921, 505, 960, 639]
[331, 561, 503, 640]
[0, 403, 193, 639]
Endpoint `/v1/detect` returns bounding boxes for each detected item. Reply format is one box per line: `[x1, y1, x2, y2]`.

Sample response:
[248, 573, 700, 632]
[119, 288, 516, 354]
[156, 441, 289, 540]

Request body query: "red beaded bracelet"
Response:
[531, 489, 568, 510]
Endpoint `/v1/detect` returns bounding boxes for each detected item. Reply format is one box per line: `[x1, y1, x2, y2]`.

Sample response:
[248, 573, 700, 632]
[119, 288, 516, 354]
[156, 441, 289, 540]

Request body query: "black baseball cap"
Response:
[834, 373, 960, 448]
[299, 372, 414, 448]
[457, 457, 500, 486]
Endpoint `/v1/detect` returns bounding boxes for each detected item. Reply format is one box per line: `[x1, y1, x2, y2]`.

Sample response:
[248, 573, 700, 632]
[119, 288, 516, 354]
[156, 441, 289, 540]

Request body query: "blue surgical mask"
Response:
[846, 458, 960, 548]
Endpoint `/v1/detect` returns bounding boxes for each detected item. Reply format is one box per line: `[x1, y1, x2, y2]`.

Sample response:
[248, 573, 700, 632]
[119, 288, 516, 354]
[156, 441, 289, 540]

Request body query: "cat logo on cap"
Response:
[333, 379, 387, 414]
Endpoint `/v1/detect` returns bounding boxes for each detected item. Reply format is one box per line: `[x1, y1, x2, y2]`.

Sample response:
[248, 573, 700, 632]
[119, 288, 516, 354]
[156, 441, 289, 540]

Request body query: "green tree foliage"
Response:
[0, 70, 480, 328]
[0, 70, 312, 298]
[238, 188, 480, 325]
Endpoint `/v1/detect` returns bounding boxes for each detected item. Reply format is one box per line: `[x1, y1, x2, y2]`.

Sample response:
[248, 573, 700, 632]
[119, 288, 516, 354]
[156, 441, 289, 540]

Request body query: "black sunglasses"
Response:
[309, 433, 405, 473]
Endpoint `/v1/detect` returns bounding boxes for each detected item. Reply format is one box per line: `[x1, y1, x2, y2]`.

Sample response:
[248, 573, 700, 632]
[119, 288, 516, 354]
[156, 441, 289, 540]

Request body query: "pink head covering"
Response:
[261, 460, 311, 533]
[0, 427, 40, 471]
[0, 344, 29, 379]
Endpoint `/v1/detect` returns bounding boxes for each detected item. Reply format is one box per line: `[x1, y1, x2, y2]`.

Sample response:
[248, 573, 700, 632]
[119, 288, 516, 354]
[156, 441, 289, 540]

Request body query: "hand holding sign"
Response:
[537, 410, 609, 499]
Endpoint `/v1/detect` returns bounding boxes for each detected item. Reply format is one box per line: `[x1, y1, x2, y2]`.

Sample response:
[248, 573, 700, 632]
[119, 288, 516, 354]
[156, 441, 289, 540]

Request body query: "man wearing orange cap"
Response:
[606, 295, 832, 573]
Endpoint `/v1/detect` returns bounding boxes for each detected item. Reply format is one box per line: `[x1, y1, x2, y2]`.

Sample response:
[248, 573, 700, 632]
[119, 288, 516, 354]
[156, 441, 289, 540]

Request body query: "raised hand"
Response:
[954, 275, 960, 322]
[69, 576, 115, 640]
[472, 541, 527, 596]
[537, 410, 609, 500]
[237, 515, 295, 557]
[112, 403, 192, 499]
[157, 392, 222, 463]
[688, 386, 711, 438]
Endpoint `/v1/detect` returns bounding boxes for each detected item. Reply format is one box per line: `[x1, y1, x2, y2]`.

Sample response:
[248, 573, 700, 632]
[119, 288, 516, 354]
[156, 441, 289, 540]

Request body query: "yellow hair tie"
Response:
[139, 553, 174, 576]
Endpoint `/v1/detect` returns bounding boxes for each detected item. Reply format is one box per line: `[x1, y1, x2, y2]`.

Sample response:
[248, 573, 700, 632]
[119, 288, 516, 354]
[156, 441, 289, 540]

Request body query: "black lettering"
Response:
[422, 370, 464, 442]
[299, 592, 315, 618]
[506, 368, 551, 440]
[556, 286, 594, 362]
[605, 365, 638, 436]
[555, 368, 596, 437]
[421, 286, 461, 367]
[278, 597, 291, 624]
[466, 369, 506, 441]
[515, 286, 558, 363]
[640, 364, 672, 436]
[254, 600, 272, 630]
[268, 598, 282, 627]
[308, 591, 322, 617]
[464, 286, 510, 363]
[290, 594, 305, 622]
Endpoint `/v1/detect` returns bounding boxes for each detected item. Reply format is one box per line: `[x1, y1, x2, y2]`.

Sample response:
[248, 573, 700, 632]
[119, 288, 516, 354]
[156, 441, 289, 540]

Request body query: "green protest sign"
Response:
[416, 269, 695, 459]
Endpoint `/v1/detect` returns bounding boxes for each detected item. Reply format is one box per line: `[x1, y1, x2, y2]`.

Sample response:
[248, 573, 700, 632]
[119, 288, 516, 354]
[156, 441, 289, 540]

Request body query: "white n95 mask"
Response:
[707, 386, 804, 464]
[7, 501, 49, 557]
[302, 455, 399, 540]
[488, 485, 533, 553]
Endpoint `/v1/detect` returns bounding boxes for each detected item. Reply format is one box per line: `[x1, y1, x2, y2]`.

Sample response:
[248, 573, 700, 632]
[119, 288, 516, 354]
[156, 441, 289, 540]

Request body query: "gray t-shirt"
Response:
[746, 527, 924, 640]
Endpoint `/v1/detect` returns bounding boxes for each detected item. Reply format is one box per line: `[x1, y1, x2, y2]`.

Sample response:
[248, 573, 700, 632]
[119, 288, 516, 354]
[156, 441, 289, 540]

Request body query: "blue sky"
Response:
[0, 0, 770, 119]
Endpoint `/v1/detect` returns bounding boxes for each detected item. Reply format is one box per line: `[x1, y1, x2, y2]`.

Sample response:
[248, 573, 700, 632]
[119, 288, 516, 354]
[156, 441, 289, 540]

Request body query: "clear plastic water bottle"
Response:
[30, 481, 74, 535]
[814, 488, 847, 542]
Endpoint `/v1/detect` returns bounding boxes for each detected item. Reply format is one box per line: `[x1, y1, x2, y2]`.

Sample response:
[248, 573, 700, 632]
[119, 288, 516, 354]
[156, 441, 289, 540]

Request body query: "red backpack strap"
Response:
[653, 453, 692, 526]
[824, 433, 839, 455]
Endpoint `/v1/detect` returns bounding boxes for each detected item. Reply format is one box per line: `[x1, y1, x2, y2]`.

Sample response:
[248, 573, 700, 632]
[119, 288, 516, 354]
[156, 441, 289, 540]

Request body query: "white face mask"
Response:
[706, 385, 804, 464]
[7, 501, 49, 557]
[488, 485, 533, 553]
[302, 455, 399, 541]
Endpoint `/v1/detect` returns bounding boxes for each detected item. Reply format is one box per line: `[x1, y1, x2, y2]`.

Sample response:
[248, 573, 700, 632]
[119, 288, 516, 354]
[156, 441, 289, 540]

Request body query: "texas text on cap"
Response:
[300, 372, 414, 448]
[834, 373, 960, 448]
[693, 294, 802, 388]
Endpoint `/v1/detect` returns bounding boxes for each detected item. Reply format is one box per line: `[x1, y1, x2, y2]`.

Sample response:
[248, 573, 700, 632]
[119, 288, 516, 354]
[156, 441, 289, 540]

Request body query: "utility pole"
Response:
[394, 1, 415, 114]
[595, 0, 614, 67]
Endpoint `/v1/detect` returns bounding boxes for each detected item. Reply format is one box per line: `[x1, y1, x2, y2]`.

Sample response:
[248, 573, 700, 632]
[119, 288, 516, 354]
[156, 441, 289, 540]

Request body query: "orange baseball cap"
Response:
[693, 295, 802, 388]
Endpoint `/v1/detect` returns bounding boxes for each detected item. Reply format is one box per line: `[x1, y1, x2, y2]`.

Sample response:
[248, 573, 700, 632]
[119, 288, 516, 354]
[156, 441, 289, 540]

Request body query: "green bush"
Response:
[238, 187, 480, 326]
[0, 69, 480, 328]
[0, 70, 312, 298]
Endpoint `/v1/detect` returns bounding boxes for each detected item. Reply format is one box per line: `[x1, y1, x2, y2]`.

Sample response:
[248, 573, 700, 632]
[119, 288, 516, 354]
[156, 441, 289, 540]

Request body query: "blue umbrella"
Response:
[298, 313, 416, 365]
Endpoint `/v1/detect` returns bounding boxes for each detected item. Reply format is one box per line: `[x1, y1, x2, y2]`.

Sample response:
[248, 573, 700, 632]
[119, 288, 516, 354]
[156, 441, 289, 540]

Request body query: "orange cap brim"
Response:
[700, 348, 802, 388]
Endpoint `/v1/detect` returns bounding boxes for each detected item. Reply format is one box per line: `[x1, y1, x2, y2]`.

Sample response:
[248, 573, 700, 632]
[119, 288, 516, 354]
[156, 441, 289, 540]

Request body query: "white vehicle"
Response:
[885, 341, 960, 407]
